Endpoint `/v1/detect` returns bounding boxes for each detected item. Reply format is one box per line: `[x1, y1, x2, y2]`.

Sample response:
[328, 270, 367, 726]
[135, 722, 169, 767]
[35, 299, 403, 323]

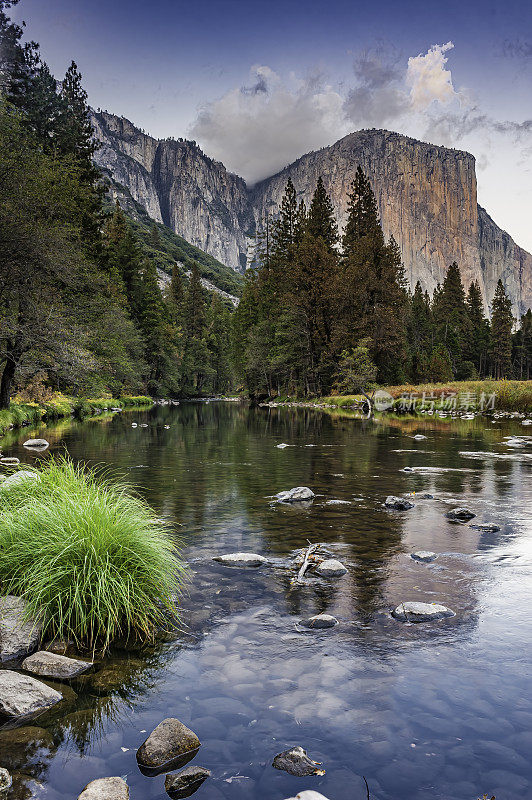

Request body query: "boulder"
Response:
[0, 768, 12, 792]
[411, 551, 437, 563]
[392, 602, 455, 622]
[0, 595, 42, 662]
[136, 718, 200, 774]
[0, 457, 19, 466]
[300, 614, 338, 629]
[275, 487, 315, 502]
[22, 650, 92, 679]
[316, 559, 348, 577]
[77, 777, 129, 800]
[470, 523, 501, 532]
[276, 443, 290, 449]
[445, 508, 476, 521]
[384, 496, 415, 510]
[413, 434, 427, 440]
[164, 766, 211, 796]
[22, 439, 49, 450]
[273, 746, 324, 776]
[0, 670, 62, 718]
[325, 499, 351, 505]
[213, 553, 267, 567]
[0, 471, 40, 491]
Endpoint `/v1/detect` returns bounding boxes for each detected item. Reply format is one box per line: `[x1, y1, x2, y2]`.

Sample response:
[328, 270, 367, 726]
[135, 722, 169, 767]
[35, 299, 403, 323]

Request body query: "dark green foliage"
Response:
[490, 279, 514, 379]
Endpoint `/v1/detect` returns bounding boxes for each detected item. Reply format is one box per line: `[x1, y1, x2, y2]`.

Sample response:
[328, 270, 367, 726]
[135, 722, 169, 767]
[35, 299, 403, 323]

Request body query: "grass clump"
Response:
[0, 459, 185, 649]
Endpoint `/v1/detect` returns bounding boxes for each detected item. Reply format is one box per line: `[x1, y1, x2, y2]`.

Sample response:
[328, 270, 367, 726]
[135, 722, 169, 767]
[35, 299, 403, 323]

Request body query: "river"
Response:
[1, 402, 532, 800]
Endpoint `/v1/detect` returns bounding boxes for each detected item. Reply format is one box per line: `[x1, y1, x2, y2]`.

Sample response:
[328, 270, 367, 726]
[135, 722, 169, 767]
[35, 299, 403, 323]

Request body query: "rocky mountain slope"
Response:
[92, 111, 532, 314]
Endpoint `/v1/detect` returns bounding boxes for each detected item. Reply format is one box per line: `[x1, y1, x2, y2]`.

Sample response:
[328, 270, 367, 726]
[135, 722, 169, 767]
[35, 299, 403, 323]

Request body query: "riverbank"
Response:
[0, 394, 153, 437]
[263, 379, 532, 415]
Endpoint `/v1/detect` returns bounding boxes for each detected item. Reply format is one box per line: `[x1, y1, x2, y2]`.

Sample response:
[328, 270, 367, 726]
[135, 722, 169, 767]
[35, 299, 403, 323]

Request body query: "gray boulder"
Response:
[164, 766, 211, 795]
[0, 595, 42, 662]
[411, 551, 437, 563]
[22, 439, 49, 450]
[0, 470, 40, 491]
[77, 777, 129, 800]
[446, 507, 476, 521]
[316, 559, 348, 577]
[273, 746, 324, 776]
[213, 553, 267, 567]
[413, 434, 427, 440]
[0, 457, 19, 466]
[392, 602, 455, 622]
[136, 718, 200, 773]
[0, 669, 62, 717]
[385, 496, 415, 510]
[470, 523, 501, 532]
[301, 614, 338, 629]
[22, 650, 93, 679]
[0, 768, 12, 792]
[275, 487, 315, 502]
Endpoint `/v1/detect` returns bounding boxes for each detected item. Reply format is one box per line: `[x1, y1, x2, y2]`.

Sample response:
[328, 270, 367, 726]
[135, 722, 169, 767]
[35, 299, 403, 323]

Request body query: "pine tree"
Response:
[513, 309, 532, 380]
[465, 281, 490, 376]
[428, 344, 453, 382]
[306, 176, 339, 251]
[432, 262, 468, 374]
[408, 281, 433, 381]
[490, 280, 514, 379]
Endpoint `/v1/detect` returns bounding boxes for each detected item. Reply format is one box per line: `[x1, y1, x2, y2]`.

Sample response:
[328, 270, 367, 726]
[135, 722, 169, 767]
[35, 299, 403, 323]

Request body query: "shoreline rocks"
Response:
[0, 670, 63, 718]
[136, 718, 201, 775]
[77, 777, 129, 800]
[22, 651, 93, 680]
[392, 602, 455, 622]
[0, 595, 42, 663]
[275, 487, 315, 503]
[385, 496, 415, 510]
[273, 746, 324, 777]
[213, 553, 267, 567]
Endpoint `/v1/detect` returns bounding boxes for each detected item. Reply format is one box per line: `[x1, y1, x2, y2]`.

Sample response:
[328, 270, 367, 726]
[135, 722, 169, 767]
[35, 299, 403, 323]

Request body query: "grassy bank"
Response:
[0, 394, 153, 437]
[0, 459, 185, 648]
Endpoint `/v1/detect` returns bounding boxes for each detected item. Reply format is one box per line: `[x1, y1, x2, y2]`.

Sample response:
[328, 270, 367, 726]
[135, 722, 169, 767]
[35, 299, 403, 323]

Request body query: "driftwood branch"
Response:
[296, 542, 320, 583]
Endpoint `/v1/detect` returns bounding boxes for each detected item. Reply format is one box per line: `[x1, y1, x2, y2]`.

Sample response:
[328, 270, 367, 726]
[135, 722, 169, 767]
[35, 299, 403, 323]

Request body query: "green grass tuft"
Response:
[0, 458, 185, 649]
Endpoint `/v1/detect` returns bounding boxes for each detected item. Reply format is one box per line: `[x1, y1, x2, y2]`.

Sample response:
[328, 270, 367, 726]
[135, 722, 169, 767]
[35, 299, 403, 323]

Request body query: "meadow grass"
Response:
[0, 459, 185, 649]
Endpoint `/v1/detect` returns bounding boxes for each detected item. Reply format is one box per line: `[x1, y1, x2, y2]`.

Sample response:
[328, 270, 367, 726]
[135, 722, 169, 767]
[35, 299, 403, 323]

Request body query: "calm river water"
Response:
[1, 402, 532, 800]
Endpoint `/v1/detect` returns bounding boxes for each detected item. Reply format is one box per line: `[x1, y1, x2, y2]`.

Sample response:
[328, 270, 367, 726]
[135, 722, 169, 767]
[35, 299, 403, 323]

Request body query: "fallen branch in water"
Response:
[296, 542, 320, 583]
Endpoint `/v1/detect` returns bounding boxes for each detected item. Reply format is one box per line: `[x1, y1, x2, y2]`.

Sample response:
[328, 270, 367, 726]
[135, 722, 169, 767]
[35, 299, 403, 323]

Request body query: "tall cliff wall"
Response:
[92, 112, 532, 315]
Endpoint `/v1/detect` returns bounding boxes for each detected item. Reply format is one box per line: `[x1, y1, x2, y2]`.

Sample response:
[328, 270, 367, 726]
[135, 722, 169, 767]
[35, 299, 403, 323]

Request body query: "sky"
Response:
[11, 0, 532, 251]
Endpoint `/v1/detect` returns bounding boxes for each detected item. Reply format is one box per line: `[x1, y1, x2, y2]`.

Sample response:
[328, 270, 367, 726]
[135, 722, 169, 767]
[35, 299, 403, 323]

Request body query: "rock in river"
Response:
[470, 522, 501, 532]
[275, 487, 315, 502]
[136, 719, 201, 774]
[164, 766, 211, 796]
[0, 595, 42, 662]
[392, 602, 455, 622]
[22, 439, 49, 450]
[285, 794, 331, 800]
[213, 553, 267, 567]
[77, 777, 129, 800]
[273, 746, 324, 776]
[316, 559, 348, 577]
[411, 551, 438, 563]
[445, 507, 476, 521]
[22, 650, 92, 680]
[301, 614, 338, 629]
[0, 670, 62, 718]
[385, 496, 415, 510]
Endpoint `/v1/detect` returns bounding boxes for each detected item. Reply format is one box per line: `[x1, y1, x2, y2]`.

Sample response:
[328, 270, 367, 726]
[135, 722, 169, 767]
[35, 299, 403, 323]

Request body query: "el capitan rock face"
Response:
[92, 112, 532, 314]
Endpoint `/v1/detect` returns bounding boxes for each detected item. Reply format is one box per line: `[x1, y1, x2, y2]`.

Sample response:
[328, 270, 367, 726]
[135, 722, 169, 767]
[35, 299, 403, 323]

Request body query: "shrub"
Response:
[0, 459, 185, 649]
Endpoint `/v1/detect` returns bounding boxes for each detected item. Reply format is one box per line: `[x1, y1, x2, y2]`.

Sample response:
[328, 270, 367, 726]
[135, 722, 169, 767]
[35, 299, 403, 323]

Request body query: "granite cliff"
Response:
[92, 111, 532, 314]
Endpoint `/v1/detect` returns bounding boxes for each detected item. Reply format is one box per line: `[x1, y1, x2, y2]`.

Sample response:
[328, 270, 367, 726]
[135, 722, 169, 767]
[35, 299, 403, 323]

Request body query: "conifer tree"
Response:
[408, 281, 433, 381]
[465, 280, 489, 376]
[306, 176, 338, 251]
[513, 309, 532, 380]
[432, 262, 468, 374]
[490, 280, 514, 379]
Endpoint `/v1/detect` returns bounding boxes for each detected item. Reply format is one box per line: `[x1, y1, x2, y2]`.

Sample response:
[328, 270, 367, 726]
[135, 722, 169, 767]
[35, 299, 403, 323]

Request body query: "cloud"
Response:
[343, 47, 410, 127]
[406, 42, 462, 110]
[190, 65, 347, 184]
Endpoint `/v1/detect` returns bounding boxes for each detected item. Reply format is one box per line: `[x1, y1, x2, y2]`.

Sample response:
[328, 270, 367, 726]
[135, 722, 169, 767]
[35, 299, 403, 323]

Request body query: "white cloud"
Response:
[406, 42, 461, 110]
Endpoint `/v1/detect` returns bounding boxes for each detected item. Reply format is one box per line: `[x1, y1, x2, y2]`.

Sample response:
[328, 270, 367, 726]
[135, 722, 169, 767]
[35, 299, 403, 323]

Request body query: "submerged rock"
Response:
[445, 507, 476, 521]
[22, 650, 92, 679]
[0, 670, 62, 718]
[77, 777, 129, 800]
[136, 718, 201, 774]
[470, 523, 501, 532]
[316, 559, 348, 577]
[0, 725, 54, 771]
[0, 768, 12, 792]
[275, 487, 315, 502]
[392, 602, 455, 622]
[411, 551, 437, 563]
[325, 499, 351, 505]
[213, 553, 267, 567]
[385, 496, 415, 510]
[164, 766, 211, 797]
[0, 595, 42, 662]
[300, 614, 338, 629]
[273, 746, 324, 777]
[22, 439, 49, 450]
[406, 492, 434, 499]
[0, 471, 40, 491]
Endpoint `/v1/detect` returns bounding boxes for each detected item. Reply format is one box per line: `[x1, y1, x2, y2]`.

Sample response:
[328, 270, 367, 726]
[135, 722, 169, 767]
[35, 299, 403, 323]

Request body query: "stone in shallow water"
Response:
[164, 766, 211, 797]
[22, 439, 49, 450]
[22, 650, 93, 679]
[213, 553, 267, 567]
[0, 457, 19, 466]
[470, 522, 501, 532]
[384, 496, 415, 510]
[392, 602, 455, 622]
[411, 551, 438, 563]
[77, 777, 129, 800]
[300, 614, 338, 629]
[0, 726, 54, 772]
[276, 443, 290, 449]
[0, 670, 62, 718]
[413, 434, 427, 440]
[273, 746, 324, 776]
[316, 559, 348, 577]
[0, 768, 12, 791]
[275, 487, 315, 502]
[285, 793, 331, 800]
[136, 718, 200, 774]
[445, 507, 476, 521]
[0, 595, 42, 662]
[325, 499, 351, 505]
